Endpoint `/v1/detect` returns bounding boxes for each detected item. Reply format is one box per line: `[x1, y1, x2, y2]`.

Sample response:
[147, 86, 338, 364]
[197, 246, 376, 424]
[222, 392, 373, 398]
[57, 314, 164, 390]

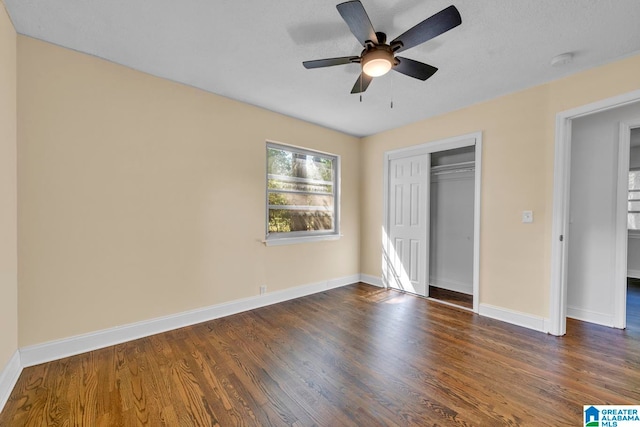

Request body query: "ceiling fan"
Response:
[303, 1, 462, 94]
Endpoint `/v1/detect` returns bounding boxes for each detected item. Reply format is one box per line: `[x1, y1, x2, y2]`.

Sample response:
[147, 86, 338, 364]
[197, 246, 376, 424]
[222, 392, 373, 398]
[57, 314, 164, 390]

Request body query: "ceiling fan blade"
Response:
[391, 5, 461, 53]
[393, 57, 438, 81]
[351, 72, 373, 94]
[337, 1, 379, 46]
[303, 56, 360, 69]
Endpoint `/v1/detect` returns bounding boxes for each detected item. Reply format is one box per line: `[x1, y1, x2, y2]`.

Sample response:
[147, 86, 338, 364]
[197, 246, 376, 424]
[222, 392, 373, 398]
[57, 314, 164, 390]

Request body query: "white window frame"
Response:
[629, 168, 640, 238]
[265, 141, 340, 246]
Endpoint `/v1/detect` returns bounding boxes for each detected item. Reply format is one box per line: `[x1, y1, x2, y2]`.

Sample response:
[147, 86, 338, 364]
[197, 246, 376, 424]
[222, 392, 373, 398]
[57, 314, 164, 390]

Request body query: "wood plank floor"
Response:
[2, 283, 640, 426]
[428, 286, 473, 310]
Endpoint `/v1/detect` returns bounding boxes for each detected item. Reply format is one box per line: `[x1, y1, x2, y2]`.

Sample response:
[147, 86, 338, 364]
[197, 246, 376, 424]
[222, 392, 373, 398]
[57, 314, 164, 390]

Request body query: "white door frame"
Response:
[615, 120, 640, 328]
[549, 89, 640, 336]
[383, 131, 482, 313]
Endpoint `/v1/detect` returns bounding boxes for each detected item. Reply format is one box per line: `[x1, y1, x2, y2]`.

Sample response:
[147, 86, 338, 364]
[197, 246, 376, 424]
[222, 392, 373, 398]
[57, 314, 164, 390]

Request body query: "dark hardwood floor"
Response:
[428, 286, 473, 310]
[2, 283, 640, 426]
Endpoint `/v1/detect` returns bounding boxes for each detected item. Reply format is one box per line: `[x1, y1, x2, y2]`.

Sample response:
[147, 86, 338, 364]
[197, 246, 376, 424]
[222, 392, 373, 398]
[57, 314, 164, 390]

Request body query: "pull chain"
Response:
[390, 72, 394, 109]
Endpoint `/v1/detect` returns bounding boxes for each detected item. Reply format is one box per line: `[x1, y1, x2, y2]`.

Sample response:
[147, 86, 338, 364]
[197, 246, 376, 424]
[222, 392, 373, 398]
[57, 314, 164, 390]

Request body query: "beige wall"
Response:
[17, 36, 360, 346]
[360, 54, 640, 318]
[12, 29, 640, 348]
[0, 0, 18, 370]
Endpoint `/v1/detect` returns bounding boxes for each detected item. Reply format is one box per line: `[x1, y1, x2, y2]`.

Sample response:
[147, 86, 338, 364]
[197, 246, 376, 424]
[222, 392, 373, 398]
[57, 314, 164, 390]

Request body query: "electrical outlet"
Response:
[260, 285, 267, 295]
[522, 210, 534, 223]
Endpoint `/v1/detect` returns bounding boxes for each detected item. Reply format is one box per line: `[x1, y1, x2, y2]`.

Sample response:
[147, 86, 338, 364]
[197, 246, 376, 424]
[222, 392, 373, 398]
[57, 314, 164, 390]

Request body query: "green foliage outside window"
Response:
[267, 145, 337, 235]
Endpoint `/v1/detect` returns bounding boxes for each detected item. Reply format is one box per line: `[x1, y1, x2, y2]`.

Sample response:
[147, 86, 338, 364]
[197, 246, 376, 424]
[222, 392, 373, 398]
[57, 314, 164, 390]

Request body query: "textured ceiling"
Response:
[4, 0, 640, 137]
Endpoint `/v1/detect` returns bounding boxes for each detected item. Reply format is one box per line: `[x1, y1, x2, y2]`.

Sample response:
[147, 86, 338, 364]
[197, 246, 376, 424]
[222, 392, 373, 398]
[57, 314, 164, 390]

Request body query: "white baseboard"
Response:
[10, 271, 562, 406]
[429, 278, 472, 295]
[479, 303, 548, 333]
[361, 277, 548, 333]
[0, 351, 22, 413]
[567, 306, 614, 327]
[20, 274, 360, 368]
[360, 274, 384, 287]
[628, 269, 640, 279]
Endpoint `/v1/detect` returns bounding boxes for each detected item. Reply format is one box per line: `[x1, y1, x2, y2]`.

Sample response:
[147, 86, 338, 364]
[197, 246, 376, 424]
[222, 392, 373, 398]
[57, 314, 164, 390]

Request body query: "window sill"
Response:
[264, 234, 342, 246]
[629, 231, 640, 240]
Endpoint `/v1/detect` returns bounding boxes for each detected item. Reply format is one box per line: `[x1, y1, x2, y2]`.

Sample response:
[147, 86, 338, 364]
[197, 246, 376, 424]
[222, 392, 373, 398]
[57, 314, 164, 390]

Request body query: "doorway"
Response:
[549, 89, 640, 336]
[382, 132, 482, 313]
[565, 111, 640, 329]
[626, 127, 640, 329]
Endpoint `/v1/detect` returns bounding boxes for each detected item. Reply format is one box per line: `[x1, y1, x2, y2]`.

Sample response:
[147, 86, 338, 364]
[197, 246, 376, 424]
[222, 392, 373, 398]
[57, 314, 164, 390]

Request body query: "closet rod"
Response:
[430, 160, 475, 171]
[431, 160, 475, 176]
[432, 168, 475, 176]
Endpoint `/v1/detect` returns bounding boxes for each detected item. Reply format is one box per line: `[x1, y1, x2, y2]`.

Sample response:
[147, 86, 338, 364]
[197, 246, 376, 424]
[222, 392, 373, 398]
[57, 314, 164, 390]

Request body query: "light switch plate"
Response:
[522, 210, 533, 223]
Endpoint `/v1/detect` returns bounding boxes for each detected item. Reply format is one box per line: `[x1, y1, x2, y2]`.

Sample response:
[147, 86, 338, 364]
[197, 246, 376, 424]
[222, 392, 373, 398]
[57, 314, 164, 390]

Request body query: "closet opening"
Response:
[382, 132, 481, 313]
[429, 146, 475, 310]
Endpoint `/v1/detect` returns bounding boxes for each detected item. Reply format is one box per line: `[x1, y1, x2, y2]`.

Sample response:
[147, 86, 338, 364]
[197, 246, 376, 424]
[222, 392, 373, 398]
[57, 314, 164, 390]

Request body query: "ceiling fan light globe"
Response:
[362, 48, 394, 77]
[363, 58, 392, 77]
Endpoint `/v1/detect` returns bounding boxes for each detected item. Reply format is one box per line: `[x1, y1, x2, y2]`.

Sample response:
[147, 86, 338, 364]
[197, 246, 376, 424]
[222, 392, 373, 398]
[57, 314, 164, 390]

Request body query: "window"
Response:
[266, 142, 339, 244]
[630, 169, 640, 231]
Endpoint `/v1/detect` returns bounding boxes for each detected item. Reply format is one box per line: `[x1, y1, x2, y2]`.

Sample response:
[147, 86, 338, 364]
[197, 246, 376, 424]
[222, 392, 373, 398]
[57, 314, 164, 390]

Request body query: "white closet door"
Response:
[386, 153, 430, 296]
